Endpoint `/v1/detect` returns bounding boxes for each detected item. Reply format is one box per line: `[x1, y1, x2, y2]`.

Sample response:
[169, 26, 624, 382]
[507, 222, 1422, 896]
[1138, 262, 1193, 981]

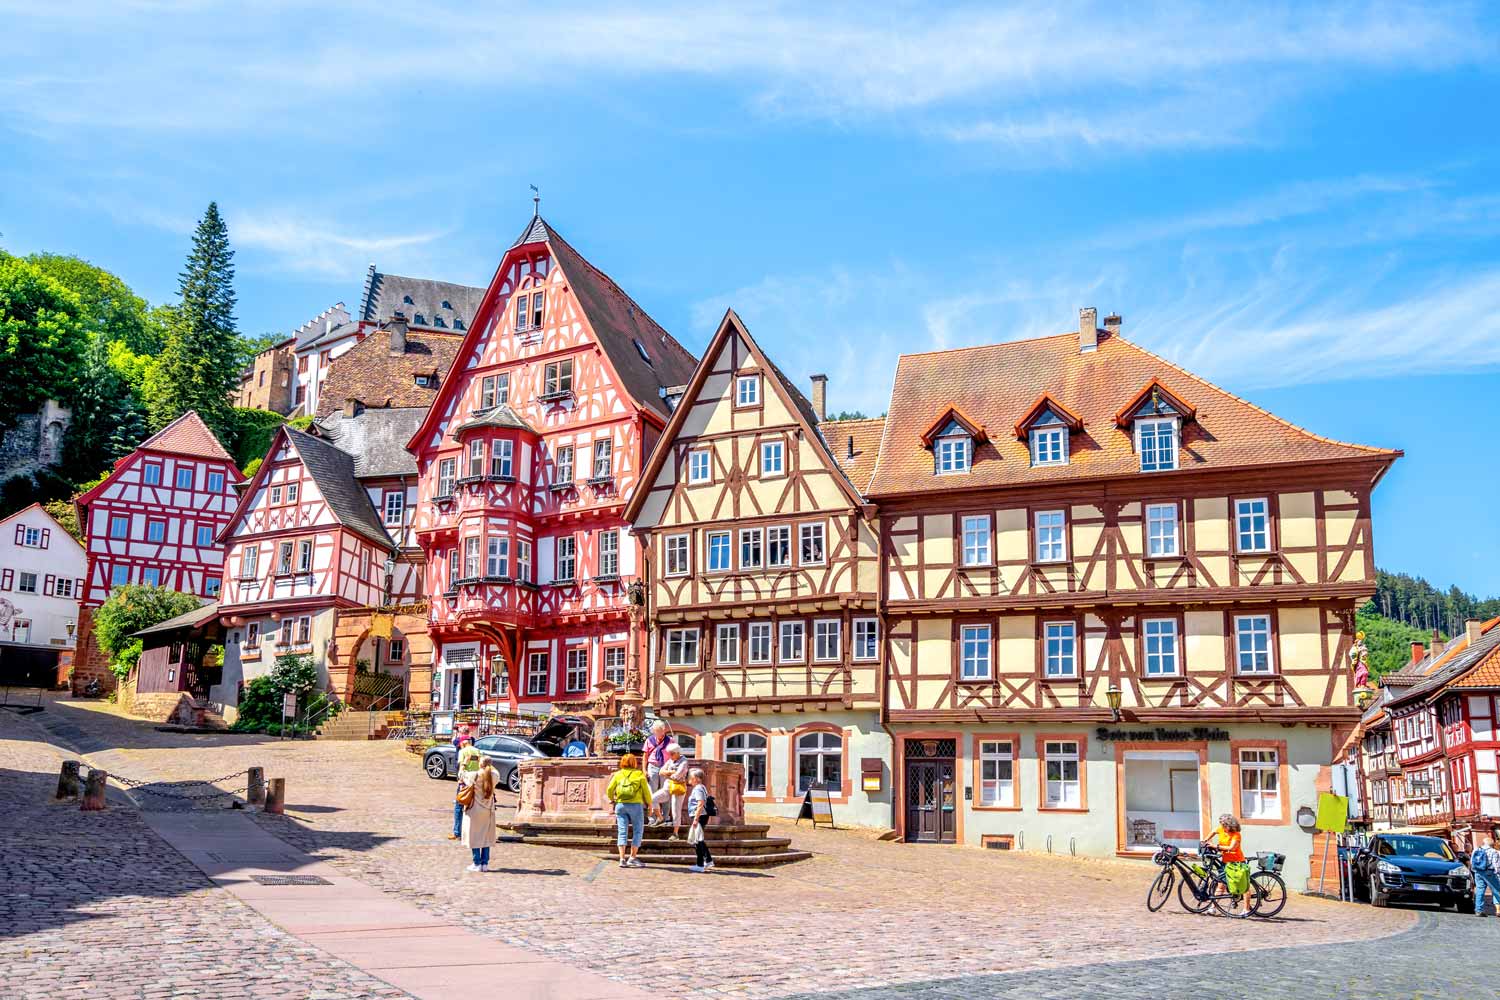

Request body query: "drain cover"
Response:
[250, 874, 332, 886]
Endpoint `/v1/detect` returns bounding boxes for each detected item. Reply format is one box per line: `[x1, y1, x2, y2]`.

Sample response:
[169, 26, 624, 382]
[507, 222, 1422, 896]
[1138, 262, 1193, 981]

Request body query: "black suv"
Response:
[1352, 834, 1473, 910]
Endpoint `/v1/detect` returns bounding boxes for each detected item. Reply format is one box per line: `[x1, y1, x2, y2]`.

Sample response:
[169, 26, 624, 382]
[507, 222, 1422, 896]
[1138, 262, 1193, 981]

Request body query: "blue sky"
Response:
[4, 2, 1499, 595]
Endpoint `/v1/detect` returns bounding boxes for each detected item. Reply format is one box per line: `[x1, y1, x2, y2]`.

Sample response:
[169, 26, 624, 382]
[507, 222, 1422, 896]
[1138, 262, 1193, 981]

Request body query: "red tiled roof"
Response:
[315, 328, 462, 418]
[867, 330, 1398, 496]
[819, 417, 885, 494]
[1452, 643, 1500, 689]
[1012, 393, 1083, 439]
[138, 411, 235, 464]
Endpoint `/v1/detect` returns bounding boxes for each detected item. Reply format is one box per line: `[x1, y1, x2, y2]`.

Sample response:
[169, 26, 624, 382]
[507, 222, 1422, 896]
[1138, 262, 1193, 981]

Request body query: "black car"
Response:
[1351, 834, 1473, 910]
[423, 734, 545, 792]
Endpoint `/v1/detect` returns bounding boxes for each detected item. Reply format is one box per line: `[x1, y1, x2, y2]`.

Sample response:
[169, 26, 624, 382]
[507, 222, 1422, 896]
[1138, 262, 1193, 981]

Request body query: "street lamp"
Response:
[1106, 683, 1123, 723]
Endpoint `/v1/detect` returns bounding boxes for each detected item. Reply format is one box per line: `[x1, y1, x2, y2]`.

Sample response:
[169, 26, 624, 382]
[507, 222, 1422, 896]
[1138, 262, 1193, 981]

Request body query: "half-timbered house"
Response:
[71, 411, 240, 694]
[0, 503, 85, 687]
[626, 311, 887, 823]
[406, 214, 697, 733]
[864, 309, 1399, 884]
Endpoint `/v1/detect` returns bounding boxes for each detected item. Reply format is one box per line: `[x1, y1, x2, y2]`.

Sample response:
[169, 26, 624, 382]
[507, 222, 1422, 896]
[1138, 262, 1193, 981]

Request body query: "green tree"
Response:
[226, 406, 286, 469]
[1357, 601, 1441, 680]
[64, 334, 148, 485]
[24, 252, 160, 354]
[144, 202, 239, 436]
[42, 499, 82, 541]
[0, 256, 88, 428]
[91, 584, 206, 679]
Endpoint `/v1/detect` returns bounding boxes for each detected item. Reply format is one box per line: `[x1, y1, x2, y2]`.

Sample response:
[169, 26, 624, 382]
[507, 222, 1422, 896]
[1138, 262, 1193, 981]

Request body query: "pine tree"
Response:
[64, 334, 148, 484]
[145, 202, 239, 435]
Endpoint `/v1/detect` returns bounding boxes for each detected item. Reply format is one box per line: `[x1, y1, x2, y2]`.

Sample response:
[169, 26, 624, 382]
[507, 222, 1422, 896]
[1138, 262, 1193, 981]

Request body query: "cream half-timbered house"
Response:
[865, 310, 1399, 885]
[627, 312, 887, 823]
[406, 215, 697, 732]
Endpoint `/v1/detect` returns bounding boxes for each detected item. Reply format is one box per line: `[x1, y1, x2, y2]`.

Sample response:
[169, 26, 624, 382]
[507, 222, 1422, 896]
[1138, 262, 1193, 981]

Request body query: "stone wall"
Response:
[0, 400, 71, 481]
[117, 676, 197, 725]
[69, 606, 118, 696]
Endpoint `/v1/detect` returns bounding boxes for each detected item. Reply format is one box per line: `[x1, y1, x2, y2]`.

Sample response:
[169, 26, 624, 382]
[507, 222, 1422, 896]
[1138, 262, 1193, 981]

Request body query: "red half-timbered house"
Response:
[71, 411, 240, 694]
[406, 214, 697, 732]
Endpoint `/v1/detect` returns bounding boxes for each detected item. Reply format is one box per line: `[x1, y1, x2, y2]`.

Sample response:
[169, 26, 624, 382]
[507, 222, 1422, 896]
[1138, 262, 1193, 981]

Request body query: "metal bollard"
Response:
[264, 777, 285, 815]
[55, 760, 83, 799]
[247, 766, 265, 806]
[81, 768, 107, 811]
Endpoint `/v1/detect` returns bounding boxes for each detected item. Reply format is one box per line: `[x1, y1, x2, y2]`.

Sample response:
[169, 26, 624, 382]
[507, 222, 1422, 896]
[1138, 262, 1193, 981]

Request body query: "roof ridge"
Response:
[819, 416, 886, 426]
[896, 330, 1081, 361]
[1111, 335, 1400, 457]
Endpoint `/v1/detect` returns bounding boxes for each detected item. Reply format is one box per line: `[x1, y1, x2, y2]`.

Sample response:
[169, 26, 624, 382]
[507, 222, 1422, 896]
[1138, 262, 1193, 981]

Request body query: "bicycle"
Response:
[1147, 842, 1286, 917]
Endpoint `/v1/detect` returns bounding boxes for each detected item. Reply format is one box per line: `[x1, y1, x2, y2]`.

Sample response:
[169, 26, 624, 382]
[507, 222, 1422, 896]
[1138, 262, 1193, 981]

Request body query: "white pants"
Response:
[652, 783, 684, 824]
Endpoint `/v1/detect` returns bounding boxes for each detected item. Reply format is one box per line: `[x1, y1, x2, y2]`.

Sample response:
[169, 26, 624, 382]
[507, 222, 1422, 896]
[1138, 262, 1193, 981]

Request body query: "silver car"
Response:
[423, 734, 545, 792]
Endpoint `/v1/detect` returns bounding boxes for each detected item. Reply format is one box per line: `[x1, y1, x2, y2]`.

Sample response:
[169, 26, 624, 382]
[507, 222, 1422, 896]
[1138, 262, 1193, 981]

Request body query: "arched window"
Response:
[796, 730, 843, 794]
[672, 732, 698, 757]
[724, 731, 768, 793]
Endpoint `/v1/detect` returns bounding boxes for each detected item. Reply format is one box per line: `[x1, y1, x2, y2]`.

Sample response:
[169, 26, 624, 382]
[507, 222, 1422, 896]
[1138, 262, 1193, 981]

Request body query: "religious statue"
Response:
[1349, 630, 1371, 690]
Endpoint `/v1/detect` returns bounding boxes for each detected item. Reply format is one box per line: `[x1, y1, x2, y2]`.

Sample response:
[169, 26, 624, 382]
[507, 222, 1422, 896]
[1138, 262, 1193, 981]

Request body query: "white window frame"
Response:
[961, 515, 991, 567]
[467, 439, 484, 478]
[813, 619, 841, 662]
[760, 440, 784, 477]
[664, 534, 690, 577]
[437, 458, 456, 497]
[1136, 416, 1179, 472]
[978, 740, 1016, 807]
[735, 374, 760, 407]
[960, 624, 992, 680]
[491, 439, 514, 479]
[852, 618, 879, 662]
[592, 439, 612, 479]
[739, 527, 763, 570]
[1029, 426, 1068, 467]
[706, 531, 732, 573]
[487, 536, 509, 578]
[21, 526, 41, 547]
[688, 449, 711, 484]
[795, 730, 843, 794]
[1235, 614, 1274, 675]
[666, 628, 700, 668]
[934, 434, 971, 475]
[725, 732, 768, 794]
[598, 530, 619, 578]
[384, 490, 406, 526]
[556, 535, 576, 582]
[1142, 618, 1180, 676]
[525, 651, 550, 697]
[1145, 502, 1179, 557]
[1235, 498, 1270, 553]
[463, 536, 481, 580]
[1044, 621, 1077, 679]
[516, 539, 532, 584]
[564, 645, 588, 692]
[1034, 509, 1067, 563]
[798, 522, 826, 566]
[17, 572, 37, 594]
[766, 525, 792, 568]
[779, 620, 806, 663]
[1239, 748, 1281, 819]
[747, 622, 773, 664]
[716, 624, 740, 665]
[55, 577, 74, 599]
[555, 444, 574, 484]
[603, 646, 626, 687]
[1044, 739, 1082, 808]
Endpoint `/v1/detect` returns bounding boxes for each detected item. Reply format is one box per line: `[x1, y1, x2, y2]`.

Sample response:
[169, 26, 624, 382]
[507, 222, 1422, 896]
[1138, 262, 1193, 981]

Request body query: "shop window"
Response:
[796, 730, 843, 793]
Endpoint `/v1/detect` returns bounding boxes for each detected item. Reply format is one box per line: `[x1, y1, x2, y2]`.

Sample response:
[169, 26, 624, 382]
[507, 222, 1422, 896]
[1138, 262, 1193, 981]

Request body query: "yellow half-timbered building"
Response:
[626, 312, 890, 824]
[868, 310, 1399, 884]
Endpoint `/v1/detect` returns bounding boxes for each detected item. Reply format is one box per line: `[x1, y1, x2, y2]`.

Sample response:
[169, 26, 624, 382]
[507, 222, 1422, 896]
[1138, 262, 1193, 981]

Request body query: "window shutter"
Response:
[13, 525, 22, 545]
[76, 577, 85, 597]
[41, 528, 50, 549]
[43, 574, 55, 596]
[0, 570, 11, 590]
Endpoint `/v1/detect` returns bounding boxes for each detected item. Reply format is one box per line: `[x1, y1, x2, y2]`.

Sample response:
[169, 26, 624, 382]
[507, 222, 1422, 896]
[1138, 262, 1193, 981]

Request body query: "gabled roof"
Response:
[315, 327, 462, 418]
[0, 503, 85, 553]
[313, 407, 428, 479]
[407, 215, 700, 454]
[919, 405, 988, 448]
[137, 410, 236, 464]
[625, 309, 864, 524]
[867, 329, 1400, 496]
[1388, 619, 1500, 707]
[283, 429, 395, 549]
[132, 600, 218, 639]
[358, 265, 485, 332]
[1013, 393, 1084, 439]
[819, 417, 885, 494]
[1114, 377, 1197, 428]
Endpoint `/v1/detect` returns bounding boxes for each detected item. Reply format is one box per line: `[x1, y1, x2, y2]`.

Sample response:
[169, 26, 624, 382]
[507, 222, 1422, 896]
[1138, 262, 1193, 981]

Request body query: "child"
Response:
[1211, 813, 1250, 916]
[686, 768, 714, 872]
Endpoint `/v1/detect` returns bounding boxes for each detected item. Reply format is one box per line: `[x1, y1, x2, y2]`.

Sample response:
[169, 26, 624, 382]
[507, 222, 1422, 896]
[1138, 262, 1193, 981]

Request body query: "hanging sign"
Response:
[796, 785, 836, 829]
[370, 614, 394, 640]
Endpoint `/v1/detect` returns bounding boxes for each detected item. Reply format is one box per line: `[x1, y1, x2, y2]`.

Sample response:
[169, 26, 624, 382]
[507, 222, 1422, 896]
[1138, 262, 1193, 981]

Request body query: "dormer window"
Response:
[1030, 427, 1068, 466]
[1014, 394, 1081, 469]
[934, 432, 970, 475]
[1136, 417, 1178, 472]
[1115, 380, 1194, 474]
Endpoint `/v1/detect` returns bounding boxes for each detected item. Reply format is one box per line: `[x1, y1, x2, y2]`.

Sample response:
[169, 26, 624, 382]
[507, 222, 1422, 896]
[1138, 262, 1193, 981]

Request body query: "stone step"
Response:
[593, 850, 813, 868]
[507, 820, 772, 838]
[525, 834, 796, 855]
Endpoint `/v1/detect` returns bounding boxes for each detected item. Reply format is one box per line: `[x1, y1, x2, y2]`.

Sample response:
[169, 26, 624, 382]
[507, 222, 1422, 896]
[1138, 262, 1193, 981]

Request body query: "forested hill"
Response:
[1371, 570, 1500, 634]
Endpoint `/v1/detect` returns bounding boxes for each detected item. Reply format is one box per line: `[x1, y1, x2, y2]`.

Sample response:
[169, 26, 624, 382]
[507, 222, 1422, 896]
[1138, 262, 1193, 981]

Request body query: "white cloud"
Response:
[226, 211, 447, 279]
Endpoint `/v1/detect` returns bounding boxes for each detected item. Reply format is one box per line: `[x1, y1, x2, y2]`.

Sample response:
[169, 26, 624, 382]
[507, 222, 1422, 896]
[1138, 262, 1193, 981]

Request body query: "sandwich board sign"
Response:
[796, 784, 835, 829]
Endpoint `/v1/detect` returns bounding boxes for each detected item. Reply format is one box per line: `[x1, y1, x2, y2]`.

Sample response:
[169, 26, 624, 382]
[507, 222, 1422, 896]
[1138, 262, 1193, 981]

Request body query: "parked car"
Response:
[530, 715, 594, 756]
[1351, 834, 1473, 910]
[423, 734, 545, 792]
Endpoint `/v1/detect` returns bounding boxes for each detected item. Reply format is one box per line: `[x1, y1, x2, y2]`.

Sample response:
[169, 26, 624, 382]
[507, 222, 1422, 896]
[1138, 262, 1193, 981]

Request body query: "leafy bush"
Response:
[92, 584, 205, 679]
[230, 652, 327, 733]
[227, 406, 286, 469]
[241, 457, 262, 478]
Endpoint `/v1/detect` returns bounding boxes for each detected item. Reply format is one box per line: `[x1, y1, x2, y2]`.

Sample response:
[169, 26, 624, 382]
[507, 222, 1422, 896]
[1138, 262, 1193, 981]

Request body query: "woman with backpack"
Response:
[459, 761, 499, 872]
[686, 767, 716, 873]
[606, 753, 650, 868]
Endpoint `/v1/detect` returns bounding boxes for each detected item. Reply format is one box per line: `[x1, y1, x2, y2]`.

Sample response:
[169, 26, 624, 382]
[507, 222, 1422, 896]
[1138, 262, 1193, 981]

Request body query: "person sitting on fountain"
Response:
[650, 743, 690, 836]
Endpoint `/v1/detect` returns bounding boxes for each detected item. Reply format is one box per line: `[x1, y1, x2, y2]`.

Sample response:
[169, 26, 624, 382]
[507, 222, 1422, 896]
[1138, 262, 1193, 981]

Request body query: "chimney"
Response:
[1467, 619, 1485, 645]
[388, 312, 408, 355]
[343, 397, 360, 418]
[846, 434, 855, 460]
[1103, 313, 1122, 338]
[810, 374, 828, 421]
[1410, 641, 1426, 665]
[1079, 307, 1098, 353]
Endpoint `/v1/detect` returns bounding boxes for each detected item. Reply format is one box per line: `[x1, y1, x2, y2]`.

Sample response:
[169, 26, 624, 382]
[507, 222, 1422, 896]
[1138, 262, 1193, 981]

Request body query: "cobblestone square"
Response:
[4, 696, 1495, 999]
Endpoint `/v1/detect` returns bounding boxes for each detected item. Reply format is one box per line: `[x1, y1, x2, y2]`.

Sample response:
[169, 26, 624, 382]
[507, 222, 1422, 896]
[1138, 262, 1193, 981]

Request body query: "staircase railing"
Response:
[294, 692, 343, 738]
[367, 688, 405, 738]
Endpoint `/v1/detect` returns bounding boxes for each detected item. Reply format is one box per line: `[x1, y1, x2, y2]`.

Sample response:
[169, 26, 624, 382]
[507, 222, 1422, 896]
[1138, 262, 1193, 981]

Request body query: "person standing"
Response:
[606, 753, 650, 868]
[461, 763, 499, 872]
[1472, 834, 1500, 917]
[449, 732, 478, 840]
[1209, 814, 1250, 917]
[686, 767, 715, 873]
[642, 721, 671, 798]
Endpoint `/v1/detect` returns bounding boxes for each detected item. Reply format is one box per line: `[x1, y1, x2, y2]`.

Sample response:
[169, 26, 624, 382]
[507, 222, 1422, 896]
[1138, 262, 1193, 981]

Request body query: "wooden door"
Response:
[905, 759, 957, 843]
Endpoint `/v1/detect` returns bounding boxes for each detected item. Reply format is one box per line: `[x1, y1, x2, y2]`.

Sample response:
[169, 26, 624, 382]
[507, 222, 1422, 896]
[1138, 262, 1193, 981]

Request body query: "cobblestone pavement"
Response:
[6, 695, 1438, 999]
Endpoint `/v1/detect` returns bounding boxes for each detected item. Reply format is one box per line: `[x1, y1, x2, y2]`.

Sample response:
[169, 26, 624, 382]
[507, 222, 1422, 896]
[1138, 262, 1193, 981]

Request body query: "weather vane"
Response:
[530, 184, 540, 217]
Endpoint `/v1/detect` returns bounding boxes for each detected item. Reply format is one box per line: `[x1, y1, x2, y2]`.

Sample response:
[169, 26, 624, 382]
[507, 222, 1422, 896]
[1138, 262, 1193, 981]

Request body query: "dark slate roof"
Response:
[359, 264, 485, 332]
[313, 407, 427, 479]
[452, 405, 536, 436]
[284, 428, 394, 549]
[132, 601, 218, 638]
[1387, 623, 1500, 708]
[520, 219, 699, 419]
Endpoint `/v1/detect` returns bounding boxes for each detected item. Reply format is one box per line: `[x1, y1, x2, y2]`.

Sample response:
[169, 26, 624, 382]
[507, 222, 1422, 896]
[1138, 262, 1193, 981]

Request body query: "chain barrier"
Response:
[96, 767, 252, 802]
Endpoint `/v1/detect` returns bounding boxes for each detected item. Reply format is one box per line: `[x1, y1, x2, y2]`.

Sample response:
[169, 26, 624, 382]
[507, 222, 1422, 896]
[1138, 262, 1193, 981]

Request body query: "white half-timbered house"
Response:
[0, 504, 85, 686]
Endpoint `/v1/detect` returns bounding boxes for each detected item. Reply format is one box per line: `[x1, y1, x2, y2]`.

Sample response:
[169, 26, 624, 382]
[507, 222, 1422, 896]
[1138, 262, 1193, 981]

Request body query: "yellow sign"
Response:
[1315, 792, 1349, 833]
[370, 614, 393, 640]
